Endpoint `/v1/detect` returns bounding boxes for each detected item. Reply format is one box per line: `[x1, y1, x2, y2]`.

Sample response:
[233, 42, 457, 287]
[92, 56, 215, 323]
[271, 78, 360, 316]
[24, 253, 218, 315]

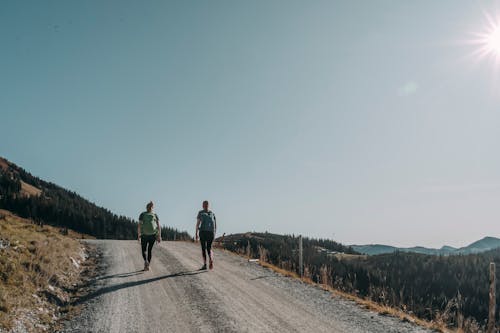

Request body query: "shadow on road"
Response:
[97, 270, 145, 280]
[73, 270, 207, 305]
[250, 275, 275, 281]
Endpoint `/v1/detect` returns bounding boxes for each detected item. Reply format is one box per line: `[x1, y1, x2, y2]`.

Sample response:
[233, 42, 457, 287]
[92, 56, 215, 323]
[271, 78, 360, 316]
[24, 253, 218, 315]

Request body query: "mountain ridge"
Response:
[351, 236, 500, 255]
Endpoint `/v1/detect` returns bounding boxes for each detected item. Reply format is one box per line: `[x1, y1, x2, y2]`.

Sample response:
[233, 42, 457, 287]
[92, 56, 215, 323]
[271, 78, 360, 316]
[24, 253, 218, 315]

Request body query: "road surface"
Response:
[60, 240, 434, 333]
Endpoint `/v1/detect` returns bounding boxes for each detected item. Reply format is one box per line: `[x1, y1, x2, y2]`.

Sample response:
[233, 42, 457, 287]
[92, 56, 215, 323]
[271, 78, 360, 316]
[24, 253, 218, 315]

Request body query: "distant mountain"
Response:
[351, 237, 500, 256]
[348, 244, 397, 256]
[456, 236, 500, 254]
[0, 156, 191, 240]
[440, 245, 457, 252]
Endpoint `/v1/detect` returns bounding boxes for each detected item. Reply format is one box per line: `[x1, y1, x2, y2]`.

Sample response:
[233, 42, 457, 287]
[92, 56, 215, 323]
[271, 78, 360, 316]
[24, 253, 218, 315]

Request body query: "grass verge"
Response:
[257, 260, 452, 332]
[0, 209, 92, 332]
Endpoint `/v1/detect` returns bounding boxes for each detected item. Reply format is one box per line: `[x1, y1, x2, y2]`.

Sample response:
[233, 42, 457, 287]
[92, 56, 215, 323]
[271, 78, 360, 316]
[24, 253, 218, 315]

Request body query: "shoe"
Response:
[209, 259, 214, 270]
[144, 260, 149, 271]
[201, 264, 207, 270]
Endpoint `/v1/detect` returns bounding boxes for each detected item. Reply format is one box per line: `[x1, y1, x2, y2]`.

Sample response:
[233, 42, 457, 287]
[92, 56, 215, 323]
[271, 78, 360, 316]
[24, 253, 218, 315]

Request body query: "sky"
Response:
[1, 1, 499, 248]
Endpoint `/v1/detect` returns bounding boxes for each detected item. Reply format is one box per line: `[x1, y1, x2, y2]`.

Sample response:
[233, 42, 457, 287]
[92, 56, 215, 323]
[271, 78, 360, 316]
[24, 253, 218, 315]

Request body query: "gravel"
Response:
[59, 240, 436, 333]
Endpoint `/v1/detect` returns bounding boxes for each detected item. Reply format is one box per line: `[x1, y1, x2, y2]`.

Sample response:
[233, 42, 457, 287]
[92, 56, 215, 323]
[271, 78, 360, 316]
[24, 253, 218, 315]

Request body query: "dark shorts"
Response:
[141, 234, 157, 262]
[199, 230, 214, 242]
[199, 230, 214, 259]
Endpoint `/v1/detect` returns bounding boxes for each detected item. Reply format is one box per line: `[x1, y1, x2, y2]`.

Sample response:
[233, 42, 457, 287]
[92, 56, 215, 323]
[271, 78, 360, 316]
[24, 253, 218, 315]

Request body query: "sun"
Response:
[469, 12, 500, 66]
[484, 24, 500, 55]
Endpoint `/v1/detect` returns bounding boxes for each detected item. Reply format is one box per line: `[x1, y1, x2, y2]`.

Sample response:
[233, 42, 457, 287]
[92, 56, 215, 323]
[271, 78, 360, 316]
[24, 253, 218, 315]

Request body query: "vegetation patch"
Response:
[0, 210, 92, 332]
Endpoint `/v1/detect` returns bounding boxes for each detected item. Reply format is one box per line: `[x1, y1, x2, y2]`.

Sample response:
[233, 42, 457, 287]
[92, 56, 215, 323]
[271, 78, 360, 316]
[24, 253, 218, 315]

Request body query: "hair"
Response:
[146, 201, 154, 210]
[203, 200, 209, 205]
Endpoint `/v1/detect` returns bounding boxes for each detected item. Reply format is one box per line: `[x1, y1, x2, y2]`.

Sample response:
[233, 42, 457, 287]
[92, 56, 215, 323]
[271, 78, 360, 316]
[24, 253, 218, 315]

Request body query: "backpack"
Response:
[198, 210, 215, 231]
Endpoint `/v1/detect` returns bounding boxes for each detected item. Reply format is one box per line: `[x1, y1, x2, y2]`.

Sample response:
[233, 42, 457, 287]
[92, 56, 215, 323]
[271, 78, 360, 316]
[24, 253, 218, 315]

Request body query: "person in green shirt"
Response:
[138, 201, 161, 271]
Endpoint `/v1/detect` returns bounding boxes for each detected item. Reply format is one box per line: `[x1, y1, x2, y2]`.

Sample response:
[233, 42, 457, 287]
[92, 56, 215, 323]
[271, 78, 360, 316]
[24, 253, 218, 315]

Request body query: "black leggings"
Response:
[141, 234, 156, 262]
[199, 230, 214, 261]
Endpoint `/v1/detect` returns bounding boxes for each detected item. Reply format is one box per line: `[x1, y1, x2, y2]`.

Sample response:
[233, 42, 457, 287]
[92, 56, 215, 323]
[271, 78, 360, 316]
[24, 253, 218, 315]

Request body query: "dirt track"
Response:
[60, 240, 434, 333]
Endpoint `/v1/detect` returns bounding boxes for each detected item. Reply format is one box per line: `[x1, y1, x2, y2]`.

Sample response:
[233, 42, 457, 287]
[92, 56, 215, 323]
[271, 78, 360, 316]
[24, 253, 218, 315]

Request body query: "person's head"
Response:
[202, 200, 209, 211]
[146, 201, 154, 212]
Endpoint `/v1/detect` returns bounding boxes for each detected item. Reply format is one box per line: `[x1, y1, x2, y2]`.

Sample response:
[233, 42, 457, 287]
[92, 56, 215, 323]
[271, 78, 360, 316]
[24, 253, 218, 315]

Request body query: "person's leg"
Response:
[141, 236, 149, 271]
[147, 235, 155, 263]
[199, 231, 208, 269]
[141, 236, 148, 262]
[207, 231, 214, 269]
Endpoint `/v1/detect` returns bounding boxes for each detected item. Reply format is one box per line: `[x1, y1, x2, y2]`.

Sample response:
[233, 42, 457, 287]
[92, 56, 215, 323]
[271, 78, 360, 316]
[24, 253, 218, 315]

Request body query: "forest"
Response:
[222, 232, 499, 330]
[0, 159, 191, 241]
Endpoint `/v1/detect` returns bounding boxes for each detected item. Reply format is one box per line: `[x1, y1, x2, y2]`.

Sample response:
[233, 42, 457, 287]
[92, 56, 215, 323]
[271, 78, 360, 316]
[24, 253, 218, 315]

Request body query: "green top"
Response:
[139, 211, 159, 236]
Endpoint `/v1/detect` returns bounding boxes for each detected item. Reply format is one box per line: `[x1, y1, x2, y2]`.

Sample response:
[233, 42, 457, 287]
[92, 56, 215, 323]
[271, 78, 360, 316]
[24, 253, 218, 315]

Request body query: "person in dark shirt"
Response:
[195, 200, 217, 270]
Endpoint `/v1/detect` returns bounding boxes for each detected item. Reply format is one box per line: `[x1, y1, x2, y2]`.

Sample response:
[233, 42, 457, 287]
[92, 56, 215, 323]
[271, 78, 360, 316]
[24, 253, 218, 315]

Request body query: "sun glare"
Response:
[470, 12, 500, 66]
[486, 25, 500, 54]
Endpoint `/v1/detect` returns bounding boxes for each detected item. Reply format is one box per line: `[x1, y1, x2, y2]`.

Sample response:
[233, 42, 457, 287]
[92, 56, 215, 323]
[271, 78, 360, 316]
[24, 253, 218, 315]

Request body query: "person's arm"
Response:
[156, 214, 161, 243]
[138, 213, 143, 242]
[214, 214, 217, 237]
[195, 219, 200, 241]
[137, 221, 141, 242]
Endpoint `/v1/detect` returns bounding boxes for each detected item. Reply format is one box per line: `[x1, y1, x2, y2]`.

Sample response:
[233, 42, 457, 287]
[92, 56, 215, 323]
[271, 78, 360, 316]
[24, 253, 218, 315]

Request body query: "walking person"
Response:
[195, 200, 217, 270]
[138, 201, 161, 271]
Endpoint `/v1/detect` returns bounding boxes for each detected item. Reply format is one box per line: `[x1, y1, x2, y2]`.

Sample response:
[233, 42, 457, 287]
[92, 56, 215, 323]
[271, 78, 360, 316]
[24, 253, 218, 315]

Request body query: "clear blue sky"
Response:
[1, 1, 499, 248]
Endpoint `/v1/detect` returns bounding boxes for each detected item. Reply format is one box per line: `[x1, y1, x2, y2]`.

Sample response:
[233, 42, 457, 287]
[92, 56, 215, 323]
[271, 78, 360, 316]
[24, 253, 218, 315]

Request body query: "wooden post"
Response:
[299, 235, 303, 278]
[488, 262, 496, 333]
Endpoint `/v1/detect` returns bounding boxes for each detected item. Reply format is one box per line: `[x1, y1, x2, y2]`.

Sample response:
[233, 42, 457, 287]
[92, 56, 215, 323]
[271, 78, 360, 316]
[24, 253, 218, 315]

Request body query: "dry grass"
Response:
[19, 180, 42, 197]
[325, 287, 453, 332]
[0, 210, 87, 331]
[0, 158, 9, 171]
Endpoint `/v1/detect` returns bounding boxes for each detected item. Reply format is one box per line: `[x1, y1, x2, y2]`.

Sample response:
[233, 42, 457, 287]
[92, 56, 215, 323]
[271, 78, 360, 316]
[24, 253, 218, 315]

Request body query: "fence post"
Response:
[488, 262, 496, 333]
[299, 235, 303, 278]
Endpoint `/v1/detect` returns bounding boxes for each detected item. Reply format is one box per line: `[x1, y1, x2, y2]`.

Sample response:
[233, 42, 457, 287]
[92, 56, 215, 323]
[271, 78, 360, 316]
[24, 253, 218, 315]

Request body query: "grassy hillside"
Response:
[0, 210, 92, 332]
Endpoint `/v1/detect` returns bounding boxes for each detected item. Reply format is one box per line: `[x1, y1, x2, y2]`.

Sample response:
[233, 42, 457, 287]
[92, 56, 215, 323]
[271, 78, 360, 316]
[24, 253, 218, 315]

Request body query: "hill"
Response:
[351, 236, 500, 256]
[456, 236, 500, 254]
[219, 231, 359, 261]
[0, 157, 190, 240]
[350, 244, 398, 256]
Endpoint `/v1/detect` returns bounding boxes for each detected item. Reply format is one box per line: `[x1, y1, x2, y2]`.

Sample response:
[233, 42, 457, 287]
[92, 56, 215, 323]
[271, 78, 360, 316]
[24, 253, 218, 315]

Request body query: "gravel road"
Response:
[60, 240, 435, 333]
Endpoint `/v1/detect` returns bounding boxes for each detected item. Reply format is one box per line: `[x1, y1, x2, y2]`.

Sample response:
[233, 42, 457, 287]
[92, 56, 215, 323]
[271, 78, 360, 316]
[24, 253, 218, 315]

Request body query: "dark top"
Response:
[197, 210, 216, 232]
